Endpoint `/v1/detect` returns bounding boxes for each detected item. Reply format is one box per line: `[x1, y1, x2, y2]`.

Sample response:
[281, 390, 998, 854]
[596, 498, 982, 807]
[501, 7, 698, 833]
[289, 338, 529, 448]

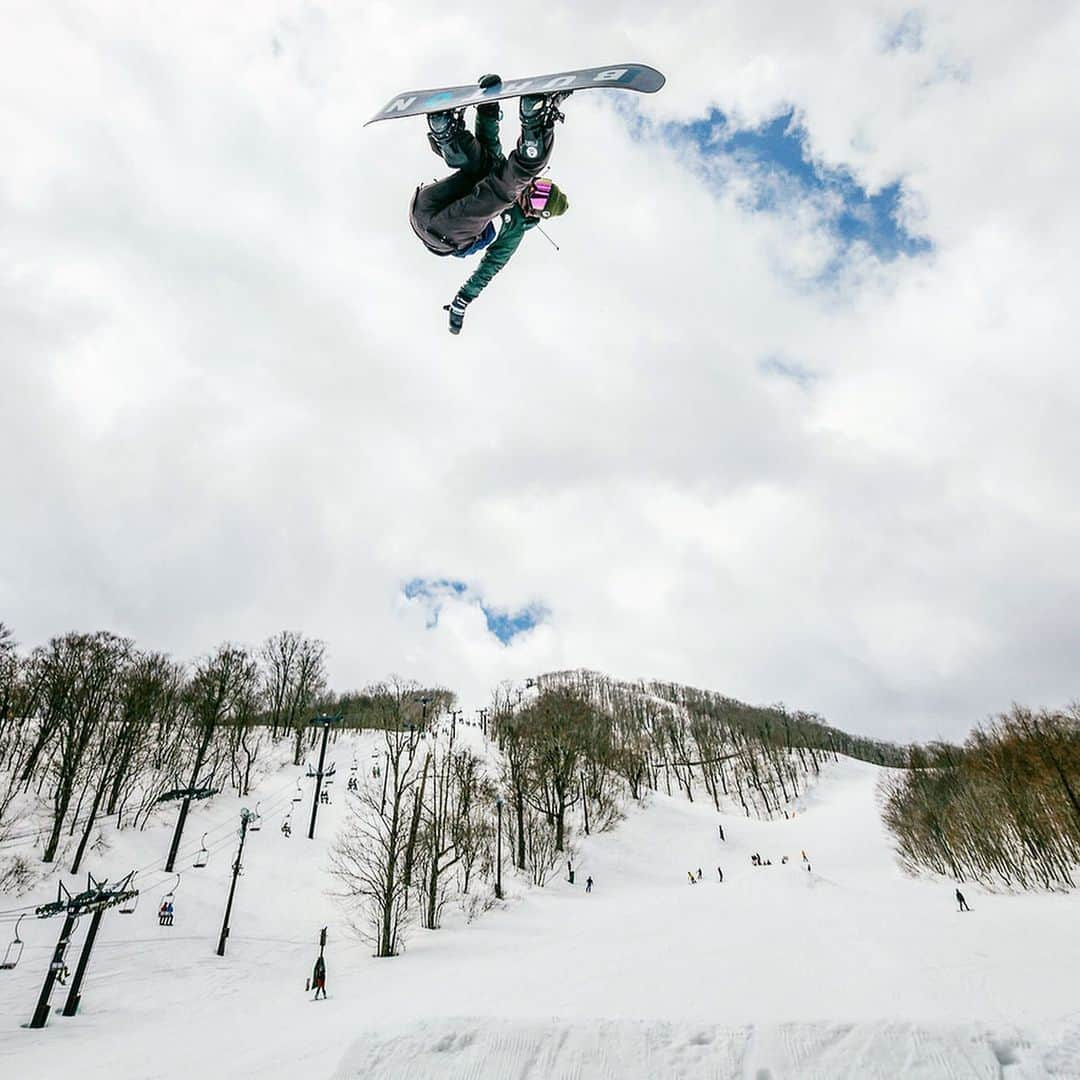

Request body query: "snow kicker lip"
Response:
[365, 63, 666, 126]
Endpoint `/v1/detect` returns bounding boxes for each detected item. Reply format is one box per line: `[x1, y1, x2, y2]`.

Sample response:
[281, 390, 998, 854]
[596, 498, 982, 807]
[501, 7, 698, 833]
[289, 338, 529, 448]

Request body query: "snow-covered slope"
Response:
[0, 736, 1077, 1079]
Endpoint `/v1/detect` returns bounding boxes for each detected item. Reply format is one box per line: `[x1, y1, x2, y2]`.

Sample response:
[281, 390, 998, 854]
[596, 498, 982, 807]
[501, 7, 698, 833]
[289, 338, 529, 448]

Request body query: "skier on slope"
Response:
[410, 75, 570, 335]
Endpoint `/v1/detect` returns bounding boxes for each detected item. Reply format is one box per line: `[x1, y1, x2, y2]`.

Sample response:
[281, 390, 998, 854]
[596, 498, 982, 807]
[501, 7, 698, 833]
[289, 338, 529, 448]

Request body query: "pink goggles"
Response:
[528, 178, 553, 212]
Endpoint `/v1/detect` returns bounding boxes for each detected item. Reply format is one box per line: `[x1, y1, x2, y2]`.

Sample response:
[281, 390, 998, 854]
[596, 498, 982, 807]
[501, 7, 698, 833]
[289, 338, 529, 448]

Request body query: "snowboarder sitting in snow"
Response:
[410, 75, 570, 335]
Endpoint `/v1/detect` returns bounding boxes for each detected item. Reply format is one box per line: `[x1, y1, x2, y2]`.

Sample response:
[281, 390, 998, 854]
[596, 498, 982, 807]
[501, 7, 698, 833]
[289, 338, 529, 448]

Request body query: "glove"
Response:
[443, 293, 471, 335]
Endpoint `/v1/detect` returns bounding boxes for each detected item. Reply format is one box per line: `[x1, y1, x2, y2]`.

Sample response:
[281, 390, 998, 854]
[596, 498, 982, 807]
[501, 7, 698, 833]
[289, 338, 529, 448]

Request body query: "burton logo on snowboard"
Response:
[367, 63, 665, 125]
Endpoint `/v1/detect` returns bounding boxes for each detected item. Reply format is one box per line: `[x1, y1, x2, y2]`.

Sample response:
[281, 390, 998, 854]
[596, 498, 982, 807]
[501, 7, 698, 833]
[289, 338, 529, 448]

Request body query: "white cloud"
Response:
[2, 1, 1078, 742]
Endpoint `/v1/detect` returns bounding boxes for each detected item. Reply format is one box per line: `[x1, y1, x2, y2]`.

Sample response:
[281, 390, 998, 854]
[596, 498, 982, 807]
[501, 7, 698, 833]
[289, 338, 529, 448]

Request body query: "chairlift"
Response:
[158, 875, 179, 927]
[0, 914, 26, 970]
[292, 779, 303, 803]
[249, 803, 262, 832]
[119, 874, 139, 915]
[193, 833, 209, 869]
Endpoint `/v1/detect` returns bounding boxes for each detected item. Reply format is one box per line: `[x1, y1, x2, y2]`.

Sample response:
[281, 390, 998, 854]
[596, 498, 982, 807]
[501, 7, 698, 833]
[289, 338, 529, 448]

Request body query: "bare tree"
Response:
[35, 632, 129, 863]
[331, 727, 421, 957]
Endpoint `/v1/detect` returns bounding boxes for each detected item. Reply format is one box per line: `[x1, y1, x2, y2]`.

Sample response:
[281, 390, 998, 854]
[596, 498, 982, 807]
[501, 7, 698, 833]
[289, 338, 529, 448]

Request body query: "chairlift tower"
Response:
[160, 779, 221, 874]
[307, 713, 342, 840]
[29, 871, 138, 1027]
[216, 809, 254, 957]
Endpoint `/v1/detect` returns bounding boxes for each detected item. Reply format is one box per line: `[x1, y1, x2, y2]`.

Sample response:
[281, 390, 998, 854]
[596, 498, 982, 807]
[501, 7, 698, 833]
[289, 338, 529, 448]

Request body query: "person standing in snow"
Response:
[717, 866, 723, 882]
[696, 868, 703, 881]
[411, 75, 571, 335]
[312, 954, 327, 1000]
[586, 876, 593, 894]
[956, 888, 970, 912]
[717, 824, 725, 841]
[687, 871, 696, 885]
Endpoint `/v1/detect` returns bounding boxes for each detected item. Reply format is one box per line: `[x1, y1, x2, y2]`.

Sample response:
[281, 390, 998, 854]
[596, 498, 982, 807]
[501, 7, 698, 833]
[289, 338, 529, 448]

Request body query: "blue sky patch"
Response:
[758, 355, 818, 388]
[881, 10, 925, 53]
[669, 108, 931, 263]
[403, 578, 547, 644]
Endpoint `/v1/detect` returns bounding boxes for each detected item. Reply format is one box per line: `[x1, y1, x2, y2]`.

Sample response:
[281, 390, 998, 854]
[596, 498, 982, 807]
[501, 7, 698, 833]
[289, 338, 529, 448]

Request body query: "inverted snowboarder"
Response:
[409, 74, 570, 335]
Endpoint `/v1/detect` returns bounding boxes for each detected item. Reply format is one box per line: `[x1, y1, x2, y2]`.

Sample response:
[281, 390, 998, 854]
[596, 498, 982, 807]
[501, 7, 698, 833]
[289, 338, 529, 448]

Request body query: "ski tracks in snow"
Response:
[333, 1018, 1074, 1079]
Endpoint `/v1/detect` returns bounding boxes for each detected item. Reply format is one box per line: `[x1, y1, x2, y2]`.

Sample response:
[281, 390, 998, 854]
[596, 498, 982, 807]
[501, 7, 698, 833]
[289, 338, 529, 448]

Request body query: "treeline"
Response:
[526, 670, 905, 819]
[0, 622, 445, 888]
[882, 705, 1080, 890]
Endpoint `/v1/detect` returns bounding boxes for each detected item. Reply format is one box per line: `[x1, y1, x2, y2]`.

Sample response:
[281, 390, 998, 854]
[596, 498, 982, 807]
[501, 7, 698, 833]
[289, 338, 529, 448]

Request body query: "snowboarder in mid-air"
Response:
[410, 74, 570, 335]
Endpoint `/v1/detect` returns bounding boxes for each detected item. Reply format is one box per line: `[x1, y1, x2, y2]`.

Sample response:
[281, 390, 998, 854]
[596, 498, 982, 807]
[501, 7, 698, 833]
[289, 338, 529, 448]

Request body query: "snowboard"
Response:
[366, 63, 665, 126]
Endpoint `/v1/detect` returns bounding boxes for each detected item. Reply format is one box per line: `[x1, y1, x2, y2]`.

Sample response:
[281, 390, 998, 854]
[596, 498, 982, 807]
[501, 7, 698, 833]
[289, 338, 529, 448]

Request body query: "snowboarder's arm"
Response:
[458, 208, 530, 302]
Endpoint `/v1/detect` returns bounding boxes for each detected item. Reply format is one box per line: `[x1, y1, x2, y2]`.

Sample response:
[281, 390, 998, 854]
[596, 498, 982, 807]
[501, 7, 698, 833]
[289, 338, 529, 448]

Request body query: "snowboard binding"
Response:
[426, 108, 471, 167]
[518, 91, 573, 161]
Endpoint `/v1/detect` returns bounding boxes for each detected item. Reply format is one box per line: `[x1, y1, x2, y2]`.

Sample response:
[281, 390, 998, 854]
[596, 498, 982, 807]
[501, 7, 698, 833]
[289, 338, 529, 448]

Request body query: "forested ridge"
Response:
[3, 621, 1077, 915]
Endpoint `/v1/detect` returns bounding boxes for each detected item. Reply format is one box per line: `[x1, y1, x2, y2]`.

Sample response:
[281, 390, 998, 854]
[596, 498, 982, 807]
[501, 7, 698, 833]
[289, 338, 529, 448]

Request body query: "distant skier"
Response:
[717, 824, 725, 841]
[312, 954, 327, 1000]
[696, 868, 703, 881]
[586, 876, 593, 894]
[717, 866, 723, 883]
[956, 888, 970, 912]
[687, 871, 696, 885]
[410, 75, 571, 335]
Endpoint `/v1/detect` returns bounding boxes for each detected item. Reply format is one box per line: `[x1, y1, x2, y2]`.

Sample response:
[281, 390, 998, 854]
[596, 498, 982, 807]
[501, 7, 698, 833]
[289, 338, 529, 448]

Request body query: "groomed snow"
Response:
[0, 736, 1077, 1078]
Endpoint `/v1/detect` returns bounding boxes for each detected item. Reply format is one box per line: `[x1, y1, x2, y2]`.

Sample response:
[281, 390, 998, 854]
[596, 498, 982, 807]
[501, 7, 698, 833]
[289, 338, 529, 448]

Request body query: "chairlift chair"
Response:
[158, 875, 179, 927]
[249, 803, 262, 832]
[292, 779, 303, 803]
[0, 915, 26, 970]
[119, 874, 139, 915]
[193, 833, 209, 869]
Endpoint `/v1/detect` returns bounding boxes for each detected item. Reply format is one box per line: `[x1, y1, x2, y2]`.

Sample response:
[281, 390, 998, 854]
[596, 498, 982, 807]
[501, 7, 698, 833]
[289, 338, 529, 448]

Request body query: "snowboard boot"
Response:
[476, 73, 502, 119]
[517, 91, 571, 162]
[427, 108, 472, 168]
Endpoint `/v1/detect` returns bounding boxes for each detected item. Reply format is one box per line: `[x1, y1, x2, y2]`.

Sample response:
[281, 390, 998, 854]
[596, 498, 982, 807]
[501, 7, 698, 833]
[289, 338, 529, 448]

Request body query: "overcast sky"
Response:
[2, 1, 1078, 742]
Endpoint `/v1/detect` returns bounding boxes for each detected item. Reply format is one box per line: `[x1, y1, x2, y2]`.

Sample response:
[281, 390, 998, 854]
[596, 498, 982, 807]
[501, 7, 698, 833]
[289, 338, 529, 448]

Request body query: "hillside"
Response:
[1, 728, 1077, 1079]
